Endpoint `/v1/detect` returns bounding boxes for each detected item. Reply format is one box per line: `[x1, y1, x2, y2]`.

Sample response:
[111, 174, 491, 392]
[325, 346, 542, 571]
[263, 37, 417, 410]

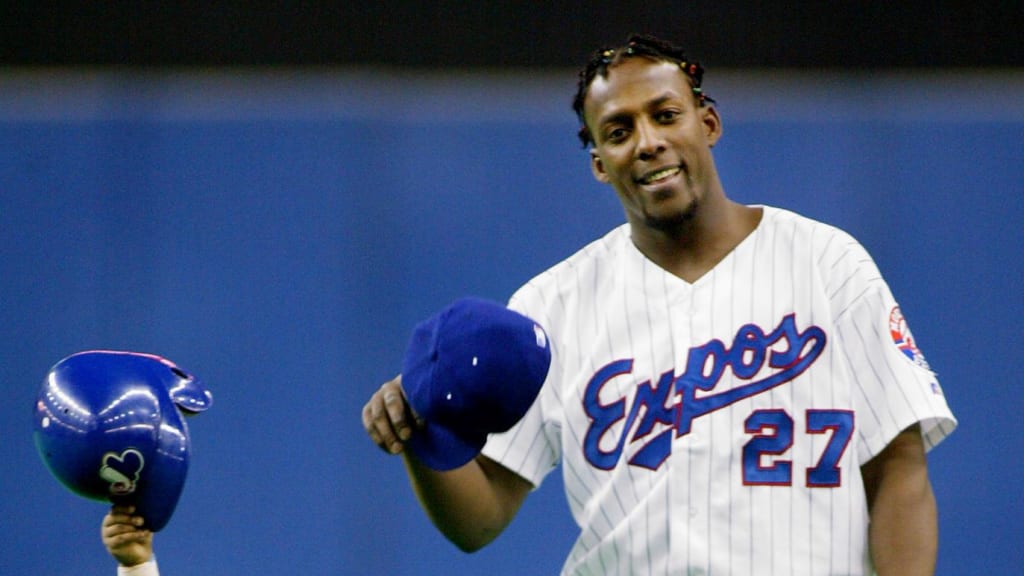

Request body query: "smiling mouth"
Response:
[636, 166, 681, 185]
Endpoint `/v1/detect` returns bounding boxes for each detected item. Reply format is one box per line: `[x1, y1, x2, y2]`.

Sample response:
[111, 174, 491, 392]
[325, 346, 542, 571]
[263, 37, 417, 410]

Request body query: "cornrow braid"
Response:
[572, 34, 715, 148]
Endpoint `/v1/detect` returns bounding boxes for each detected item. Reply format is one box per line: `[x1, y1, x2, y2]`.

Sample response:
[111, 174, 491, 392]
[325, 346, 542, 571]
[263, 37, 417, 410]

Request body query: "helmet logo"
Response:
[99, 449, 145, 496]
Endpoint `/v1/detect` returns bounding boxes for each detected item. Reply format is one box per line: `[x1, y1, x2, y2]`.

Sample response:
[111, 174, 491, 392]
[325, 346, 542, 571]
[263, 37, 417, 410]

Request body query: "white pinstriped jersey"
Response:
[481, 205, 956, 575]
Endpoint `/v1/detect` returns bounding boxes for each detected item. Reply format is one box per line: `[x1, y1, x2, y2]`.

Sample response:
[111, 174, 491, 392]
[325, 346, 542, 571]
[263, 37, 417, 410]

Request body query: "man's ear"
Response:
[702, 105, 723, 147]
[590, 150, 610, 183]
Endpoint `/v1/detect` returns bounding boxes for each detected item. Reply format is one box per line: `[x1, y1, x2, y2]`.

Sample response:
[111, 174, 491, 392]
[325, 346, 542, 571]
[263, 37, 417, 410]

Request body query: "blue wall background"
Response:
[2, 69, 1021, 575]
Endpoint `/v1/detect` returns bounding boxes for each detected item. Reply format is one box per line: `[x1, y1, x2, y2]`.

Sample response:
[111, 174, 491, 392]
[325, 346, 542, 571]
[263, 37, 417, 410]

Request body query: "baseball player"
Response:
[363, 34, 956, 575]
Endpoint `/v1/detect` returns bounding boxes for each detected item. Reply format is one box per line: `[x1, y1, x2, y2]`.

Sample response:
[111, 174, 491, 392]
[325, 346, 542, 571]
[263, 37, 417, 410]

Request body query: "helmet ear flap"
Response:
[33, 351, 212, 531]
[168, 366, 213, 414]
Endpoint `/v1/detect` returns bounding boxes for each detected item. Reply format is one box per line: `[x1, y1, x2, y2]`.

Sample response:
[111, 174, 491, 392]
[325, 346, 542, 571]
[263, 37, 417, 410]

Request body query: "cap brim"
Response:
[407, 422, 486, 472]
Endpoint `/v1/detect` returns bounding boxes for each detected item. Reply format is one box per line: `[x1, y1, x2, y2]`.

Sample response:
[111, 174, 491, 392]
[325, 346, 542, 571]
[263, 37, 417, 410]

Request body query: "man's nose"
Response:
[634, 119, 665, 159]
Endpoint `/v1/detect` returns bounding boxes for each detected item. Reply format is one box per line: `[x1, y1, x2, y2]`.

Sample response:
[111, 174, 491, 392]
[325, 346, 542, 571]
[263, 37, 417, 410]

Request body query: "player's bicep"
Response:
[860, 423, 927, 510]
[477, 454, 533, 524]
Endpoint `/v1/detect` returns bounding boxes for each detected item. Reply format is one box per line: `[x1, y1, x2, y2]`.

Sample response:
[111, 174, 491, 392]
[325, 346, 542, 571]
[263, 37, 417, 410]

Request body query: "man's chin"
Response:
[643, 200, 699, 233]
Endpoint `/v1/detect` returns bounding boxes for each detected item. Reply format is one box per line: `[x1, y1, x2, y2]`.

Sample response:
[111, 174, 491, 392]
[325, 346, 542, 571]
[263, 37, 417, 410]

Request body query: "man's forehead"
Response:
[585, 60, 692, 117]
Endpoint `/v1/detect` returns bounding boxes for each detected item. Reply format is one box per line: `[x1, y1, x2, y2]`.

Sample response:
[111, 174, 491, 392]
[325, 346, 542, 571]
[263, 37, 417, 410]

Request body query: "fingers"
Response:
[102, 505, 154, 568]
[362, 376, 420, 455]
[105, 526, 151, 548]
[102, 505, 149, 544]
[103, 505, 143, 530]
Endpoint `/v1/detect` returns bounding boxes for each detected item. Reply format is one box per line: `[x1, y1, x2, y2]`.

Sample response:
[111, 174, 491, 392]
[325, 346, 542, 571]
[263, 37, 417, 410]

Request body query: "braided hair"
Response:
[572, 34, 714, 148]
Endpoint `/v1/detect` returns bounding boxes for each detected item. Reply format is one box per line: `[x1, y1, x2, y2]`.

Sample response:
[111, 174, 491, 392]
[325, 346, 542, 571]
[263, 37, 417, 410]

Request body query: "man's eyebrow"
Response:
[596, 110, 630, 129]
[596, 92, 681, 128]
[644, 92, 684, 111]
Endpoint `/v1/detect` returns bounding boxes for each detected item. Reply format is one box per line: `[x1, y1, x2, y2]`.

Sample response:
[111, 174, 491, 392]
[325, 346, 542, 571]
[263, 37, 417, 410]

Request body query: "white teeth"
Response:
[640, 166, 680, 184]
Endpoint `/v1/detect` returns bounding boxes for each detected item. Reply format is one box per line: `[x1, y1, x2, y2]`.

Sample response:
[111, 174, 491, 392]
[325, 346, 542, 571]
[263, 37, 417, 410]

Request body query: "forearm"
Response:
[403, 454, 528, 552]
[869, 470, 937, 575]
[864, 425, 938, 576]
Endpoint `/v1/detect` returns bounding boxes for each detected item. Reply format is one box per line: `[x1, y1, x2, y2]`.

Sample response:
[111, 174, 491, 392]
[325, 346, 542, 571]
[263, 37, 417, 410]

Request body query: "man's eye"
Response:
[657, 110, 680, 122]
[605, 128, 628, 142]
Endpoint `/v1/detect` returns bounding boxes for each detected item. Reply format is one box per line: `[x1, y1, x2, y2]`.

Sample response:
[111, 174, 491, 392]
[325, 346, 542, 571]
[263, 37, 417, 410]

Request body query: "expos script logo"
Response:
[583, 314, 826, 471]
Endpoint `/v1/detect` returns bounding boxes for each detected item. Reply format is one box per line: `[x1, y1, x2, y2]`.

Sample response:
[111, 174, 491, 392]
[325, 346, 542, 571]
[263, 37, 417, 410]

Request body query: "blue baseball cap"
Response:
[402, 298, 551, 471]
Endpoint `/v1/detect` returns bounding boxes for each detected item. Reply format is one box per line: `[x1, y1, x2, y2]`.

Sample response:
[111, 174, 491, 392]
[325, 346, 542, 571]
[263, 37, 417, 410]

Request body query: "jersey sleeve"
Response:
[480, 287, 563, 489]
[837, 282, 957, 464]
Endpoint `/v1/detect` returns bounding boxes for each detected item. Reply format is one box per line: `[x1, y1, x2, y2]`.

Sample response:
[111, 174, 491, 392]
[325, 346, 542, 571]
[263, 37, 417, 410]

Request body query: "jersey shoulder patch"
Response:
[888, 305, 932, 371]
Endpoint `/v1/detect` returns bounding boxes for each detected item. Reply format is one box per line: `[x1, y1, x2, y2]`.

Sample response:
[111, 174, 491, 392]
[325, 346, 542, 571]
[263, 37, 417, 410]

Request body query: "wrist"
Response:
[117, 556, 158, 576]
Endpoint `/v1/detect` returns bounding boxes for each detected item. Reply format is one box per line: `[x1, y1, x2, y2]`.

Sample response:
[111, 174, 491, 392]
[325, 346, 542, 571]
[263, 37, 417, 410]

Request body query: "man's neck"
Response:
[631, 201, 762, 283]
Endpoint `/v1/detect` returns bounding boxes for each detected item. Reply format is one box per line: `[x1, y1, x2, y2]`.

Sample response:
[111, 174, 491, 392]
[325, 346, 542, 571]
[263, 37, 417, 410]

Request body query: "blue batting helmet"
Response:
[33, 350, 212, 531]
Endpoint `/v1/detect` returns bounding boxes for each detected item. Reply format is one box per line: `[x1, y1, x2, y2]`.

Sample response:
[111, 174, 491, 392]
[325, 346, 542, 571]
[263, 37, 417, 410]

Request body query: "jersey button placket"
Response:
[667, 284, 695, 573]
[680, 282, 715, 573]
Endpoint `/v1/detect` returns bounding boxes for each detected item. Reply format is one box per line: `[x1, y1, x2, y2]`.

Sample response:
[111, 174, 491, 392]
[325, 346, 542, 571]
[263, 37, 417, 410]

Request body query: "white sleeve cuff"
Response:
[117, 558, 159, 576]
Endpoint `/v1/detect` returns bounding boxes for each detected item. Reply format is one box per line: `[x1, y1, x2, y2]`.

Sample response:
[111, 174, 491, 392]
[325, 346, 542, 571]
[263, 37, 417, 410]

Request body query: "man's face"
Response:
[583, 58, 722, 231]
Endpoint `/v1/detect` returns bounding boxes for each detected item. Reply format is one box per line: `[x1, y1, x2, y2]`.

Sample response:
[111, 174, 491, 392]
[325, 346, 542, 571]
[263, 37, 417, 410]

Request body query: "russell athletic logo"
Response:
[583, 314, 826, 471]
